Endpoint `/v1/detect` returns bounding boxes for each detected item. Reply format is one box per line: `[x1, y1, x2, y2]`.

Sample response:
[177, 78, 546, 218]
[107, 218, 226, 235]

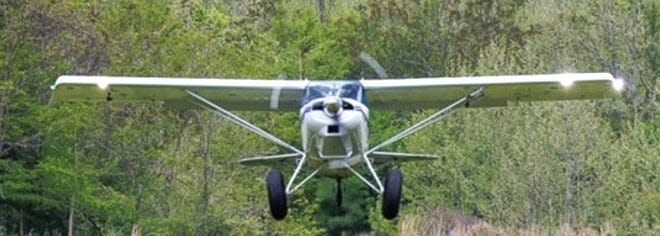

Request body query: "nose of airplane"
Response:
[323, 97, 343, 117]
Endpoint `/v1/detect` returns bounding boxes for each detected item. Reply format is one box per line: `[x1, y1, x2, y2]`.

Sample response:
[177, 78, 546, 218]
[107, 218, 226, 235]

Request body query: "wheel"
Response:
[381, 168, 402, 220]
[266, 170, 288, 220]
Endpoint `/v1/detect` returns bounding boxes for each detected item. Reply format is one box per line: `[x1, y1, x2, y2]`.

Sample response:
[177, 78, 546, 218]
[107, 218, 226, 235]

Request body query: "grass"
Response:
[399, 209, 619, 236]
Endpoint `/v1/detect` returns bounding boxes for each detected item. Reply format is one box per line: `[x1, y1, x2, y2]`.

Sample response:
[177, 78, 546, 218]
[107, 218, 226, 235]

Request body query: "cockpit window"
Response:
[339, 83, 359, 98]
[302, 81, 363, 105]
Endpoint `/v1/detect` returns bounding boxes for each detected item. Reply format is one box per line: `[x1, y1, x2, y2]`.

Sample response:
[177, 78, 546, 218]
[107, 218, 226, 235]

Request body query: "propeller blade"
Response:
[359, 51, 388, 79]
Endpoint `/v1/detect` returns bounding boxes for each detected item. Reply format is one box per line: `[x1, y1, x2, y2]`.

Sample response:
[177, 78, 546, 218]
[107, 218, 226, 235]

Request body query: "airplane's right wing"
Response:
[50, 75, 309, 111]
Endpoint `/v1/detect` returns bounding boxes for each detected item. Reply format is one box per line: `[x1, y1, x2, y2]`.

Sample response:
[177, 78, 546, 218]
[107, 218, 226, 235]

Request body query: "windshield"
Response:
[302, 81, 363, 104]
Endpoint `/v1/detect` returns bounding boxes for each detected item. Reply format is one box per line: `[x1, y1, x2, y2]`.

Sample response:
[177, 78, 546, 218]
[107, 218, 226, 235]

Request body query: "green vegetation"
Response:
[0, 0, 657, 235]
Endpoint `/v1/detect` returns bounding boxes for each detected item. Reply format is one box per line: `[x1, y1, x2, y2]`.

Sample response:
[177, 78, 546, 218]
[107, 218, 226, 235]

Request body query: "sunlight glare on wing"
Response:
[560, 77, 574, 88]
[97, 78, 109, 90]
[612, 78, 625, 92]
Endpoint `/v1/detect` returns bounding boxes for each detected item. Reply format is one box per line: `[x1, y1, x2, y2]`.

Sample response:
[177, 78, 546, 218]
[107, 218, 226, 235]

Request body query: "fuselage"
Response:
[298, 81, 370, 178]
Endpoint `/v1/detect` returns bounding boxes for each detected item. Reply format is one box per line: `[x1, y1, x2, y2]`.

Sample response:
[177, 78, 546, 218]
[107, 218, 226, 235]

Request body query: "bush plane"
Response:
[51, 71, 623, 220]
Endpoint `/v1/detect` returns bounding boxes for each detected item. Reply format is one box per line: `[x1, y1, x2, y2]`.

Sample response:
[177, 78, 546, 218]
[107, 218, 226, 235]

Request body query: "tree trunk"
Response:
[201, 112, 211, 213]
[316, 0, 327, 24]
[299, 50, 305, 80]
[19, 210, 23, 236]
[131, 223, 141, 236]
[68, 196, 74, 236]
[194, 111, 216, 235]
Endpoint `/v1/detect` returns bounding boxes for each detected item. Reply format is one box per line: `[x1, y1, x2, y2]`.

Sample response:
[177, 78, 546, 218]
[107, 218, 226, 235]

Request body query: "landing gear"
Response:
[381, 168, 402, 220]
[266, 170, 288, 220]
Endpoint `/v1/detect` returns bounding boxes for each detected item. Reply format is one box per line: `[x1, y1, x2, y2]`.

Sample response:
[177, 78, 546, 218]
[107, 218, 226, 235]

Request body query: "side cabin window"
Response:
[302, 81, 365, 105]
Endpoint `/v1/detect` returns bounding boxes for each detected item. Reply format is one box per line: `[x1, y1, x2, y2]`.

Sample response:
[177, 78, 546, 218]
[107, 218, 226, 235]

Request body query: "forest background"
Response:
[0, 0, 657, 235]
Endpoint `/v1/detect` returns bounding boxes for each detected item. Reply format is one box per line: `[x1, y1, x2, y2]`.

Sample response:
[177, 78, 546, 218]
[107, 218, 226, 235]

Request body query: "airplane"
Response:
[50, 72, 624, 220]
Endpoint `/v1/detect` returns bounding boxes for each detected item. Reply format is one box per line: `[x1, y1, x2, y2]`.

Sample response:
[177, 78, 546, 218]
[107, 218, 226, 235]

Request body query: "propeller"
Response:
[359, 51, 388, 79]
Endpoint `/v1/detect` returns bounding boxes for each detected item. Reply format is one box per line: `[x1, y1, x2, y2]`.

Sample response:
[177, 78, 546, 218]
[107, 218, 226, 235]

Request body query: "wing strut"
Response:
[186, 90, 304, 155]
[345, 155, 385, 193]
[367, 87, 485, 154]
[187, 90, 320, 195]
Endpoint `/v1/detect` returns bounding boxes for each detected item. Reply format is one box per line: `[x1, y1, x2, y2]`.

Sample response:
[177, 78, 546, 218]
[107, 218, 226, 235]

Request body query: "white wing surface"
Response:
[360, 73, 622, 110]
[50, 76, 309, 111]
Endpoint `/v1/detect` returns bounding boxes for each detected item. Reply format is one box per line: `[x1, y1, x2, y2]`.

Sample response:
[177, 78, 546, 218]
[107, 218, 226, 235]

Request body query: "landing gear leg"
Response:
[266, 170, 288, 220]
[336, 178, 342, 207]
[381, 168, 402, 220]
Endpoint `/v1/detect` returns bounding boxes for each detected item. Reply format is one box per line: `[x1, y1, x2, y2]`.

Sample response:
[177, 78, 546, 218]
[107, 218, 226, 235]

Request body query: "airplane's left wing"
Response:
[50, 76, 309, 111]
[361, 73, 623, 110]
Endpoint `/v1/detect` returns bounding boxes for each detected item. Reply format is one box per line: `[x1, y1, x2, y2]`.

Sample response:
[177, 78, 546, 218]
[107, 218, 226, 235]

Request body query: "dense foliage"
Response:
[0, 0, 657, 235]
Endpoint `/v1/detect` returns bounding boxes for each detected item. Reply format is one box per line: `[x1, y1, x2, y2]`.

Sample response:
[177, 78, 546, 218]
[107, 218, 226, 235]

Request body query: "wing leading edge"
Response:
[361, 73, 622, 110]
[50, 76, 309, 111]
